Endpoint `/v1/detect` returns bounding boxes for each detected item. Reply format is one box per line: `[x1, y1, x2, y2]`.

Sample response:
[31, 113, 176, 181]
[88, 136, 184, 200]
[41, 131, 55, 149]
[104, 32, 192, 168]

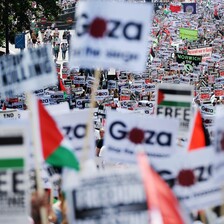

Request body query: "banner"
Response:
[182, 3, 197, 14]
[156, 84, 193, 138]
[0, 45, 57, 98]
[104, 111, 179, 163]
[70, 0, 153, 72]
[179, 28, 198, 41]
[65, 169, 149, 224]
[187, 47, 212, 62]
[0, 121, 29, 224]
[176, 53, 202, 72]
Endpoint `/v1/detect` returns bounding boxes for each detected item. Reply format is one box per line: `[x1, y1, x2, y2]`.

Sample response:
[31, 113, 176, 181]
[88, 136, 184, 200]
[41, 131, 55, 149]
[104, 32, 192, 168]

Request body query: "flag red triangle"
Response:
[38, 99, 63, 159]
[137, 153, 185, 224]
[59, 79, 67, 92]
[157, 90, 164, 105]
[188, 109, 210, 151]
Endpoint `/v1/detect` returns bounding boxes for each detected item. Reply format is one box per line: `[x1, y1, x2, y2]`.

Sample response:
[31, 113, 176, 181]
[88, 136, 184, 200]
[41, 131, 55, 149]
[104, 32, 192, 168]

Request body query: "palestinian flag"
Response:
[59, 79, 68, 99]
[157, 88, 192, 108]
[31, 96, 79, 170]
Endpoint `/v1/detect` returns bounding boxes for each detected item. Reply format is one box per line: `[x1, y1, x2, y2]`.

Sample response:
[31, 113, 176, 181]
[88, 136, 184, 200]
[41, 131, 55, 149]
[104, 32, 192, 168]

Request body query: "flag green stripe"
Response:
[0, 158, 24, 168]
[46, 145, 80, 171]
[159, 101, 191, 107]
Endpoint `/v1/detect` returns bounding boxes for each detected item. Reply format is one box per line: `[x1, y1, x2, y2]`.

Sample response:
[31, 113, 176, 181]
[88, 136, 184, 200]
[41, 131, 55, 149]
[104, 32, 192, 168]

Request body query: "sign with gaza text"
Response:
[65, 169, 149, 224]
[53, 110, 95, 160]
[95, 89, 109, 101]
[156, 84, 193, 138]
[152, 147, 222, 211]
[187, 47, 212, 62]
[179, 28, 198, 41]
[0, 45, 57, 98]
[0, 121, 29, 224]
[104, 111, 179, 163]
[176, 53, 202, 73]
[70, 0, 153, 72]
[73, 76, 86, 85]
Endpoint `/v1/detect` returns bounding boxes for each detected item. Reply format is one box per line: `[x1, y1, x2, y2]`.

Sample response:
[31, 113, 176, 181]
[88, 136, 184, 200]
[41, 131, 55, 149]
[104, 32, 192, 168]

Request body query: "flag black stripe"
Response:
[159, 89, 192, 95]
[0, 136, 23, 146]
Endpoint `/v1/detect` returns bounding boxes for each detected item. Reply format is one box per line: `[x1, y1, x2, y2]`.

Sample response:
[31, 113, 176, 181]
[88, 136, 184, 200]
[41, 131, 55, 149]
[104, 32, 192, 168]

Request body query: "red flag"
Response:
[2, 103, 6, 110]
[137, 153, 186, 224]
[188, 109, 210, 151]
[170, 4, 181, 13]
[59, 79, 67, 92]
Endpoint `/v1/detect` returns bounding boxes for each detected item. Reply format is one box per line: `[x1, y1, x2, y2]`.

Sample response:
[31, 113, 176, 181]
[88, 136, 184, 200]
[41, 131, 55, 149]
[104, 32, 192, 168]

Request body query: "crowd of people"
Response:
[1, 0, 224, 223]
[27, 25, 71, 61]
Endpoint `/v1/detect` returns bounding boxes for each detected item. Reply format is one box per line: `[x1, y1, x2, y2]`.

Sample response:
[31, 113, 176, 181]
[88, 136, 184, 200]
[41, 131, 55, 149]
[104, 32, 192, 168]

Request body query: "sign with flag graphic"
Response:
[0, 121, 29, 224]
[104, 111, 179, 164]
[70, 0, 153, 72]
[156, 84, 193, 138]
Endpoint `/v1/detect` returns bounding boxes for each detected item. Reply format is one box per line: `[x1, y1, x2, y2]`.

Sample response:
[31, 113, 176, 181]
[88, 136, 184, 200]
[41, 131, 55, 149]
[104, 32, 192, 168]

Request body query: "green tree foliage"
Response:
[0, 0, 61, 46]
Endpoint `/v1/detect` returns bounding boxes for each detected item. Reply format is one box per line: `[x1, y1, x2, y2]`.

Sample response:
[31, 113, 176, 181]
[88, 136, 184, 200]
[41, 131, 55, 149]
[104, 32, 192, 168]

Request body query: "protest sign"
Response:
[95, 89, 109, 101]
[73, 76, 86, 85]
[104, 111, 179, 163]
[187, 47, 212, 62]
[0, 109, 20, 119]
[107, 80, 117, 89]
[53, 110, 95, 160]
[156, 84, 193, 138]
[70, 0, 153, 71]
[0, 121, 29, 224]
[182, 3, 197, 14]
[214, 84, 223, 97]
[176, 53, 202, 73]
[213, 108, 224, 185]
[200, 105, 215, 115]
[179, 28, 198, 41]
[152, 148, 222, 211]
[65, 169, 149, 224]
[0, 45, 57, 98]
[200, 87, 210, 102]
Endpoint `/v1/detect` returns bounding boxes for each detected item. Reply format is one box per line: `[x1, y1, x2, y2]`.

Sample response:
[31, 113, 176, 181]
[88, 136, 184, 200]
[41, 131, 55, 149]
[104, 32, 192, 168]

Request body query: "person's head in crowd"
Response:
[220, 96, 224, 104]
[99, 128, 105, 139]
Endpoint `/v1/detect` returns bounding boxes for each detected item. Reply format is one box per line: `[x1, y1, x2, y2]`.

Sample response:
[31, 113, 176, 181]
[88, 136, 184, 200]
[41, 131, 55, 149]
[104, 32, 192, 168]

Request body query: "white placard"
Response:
[0, 121, 29, 224]
[54, 110, 95, 160]
[152, 148, 222, 211]
[65, 169, 149, 224]
[70, 0, 153, 72]
[0, 45, 57, 98]
[104, 111, 179, 163]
